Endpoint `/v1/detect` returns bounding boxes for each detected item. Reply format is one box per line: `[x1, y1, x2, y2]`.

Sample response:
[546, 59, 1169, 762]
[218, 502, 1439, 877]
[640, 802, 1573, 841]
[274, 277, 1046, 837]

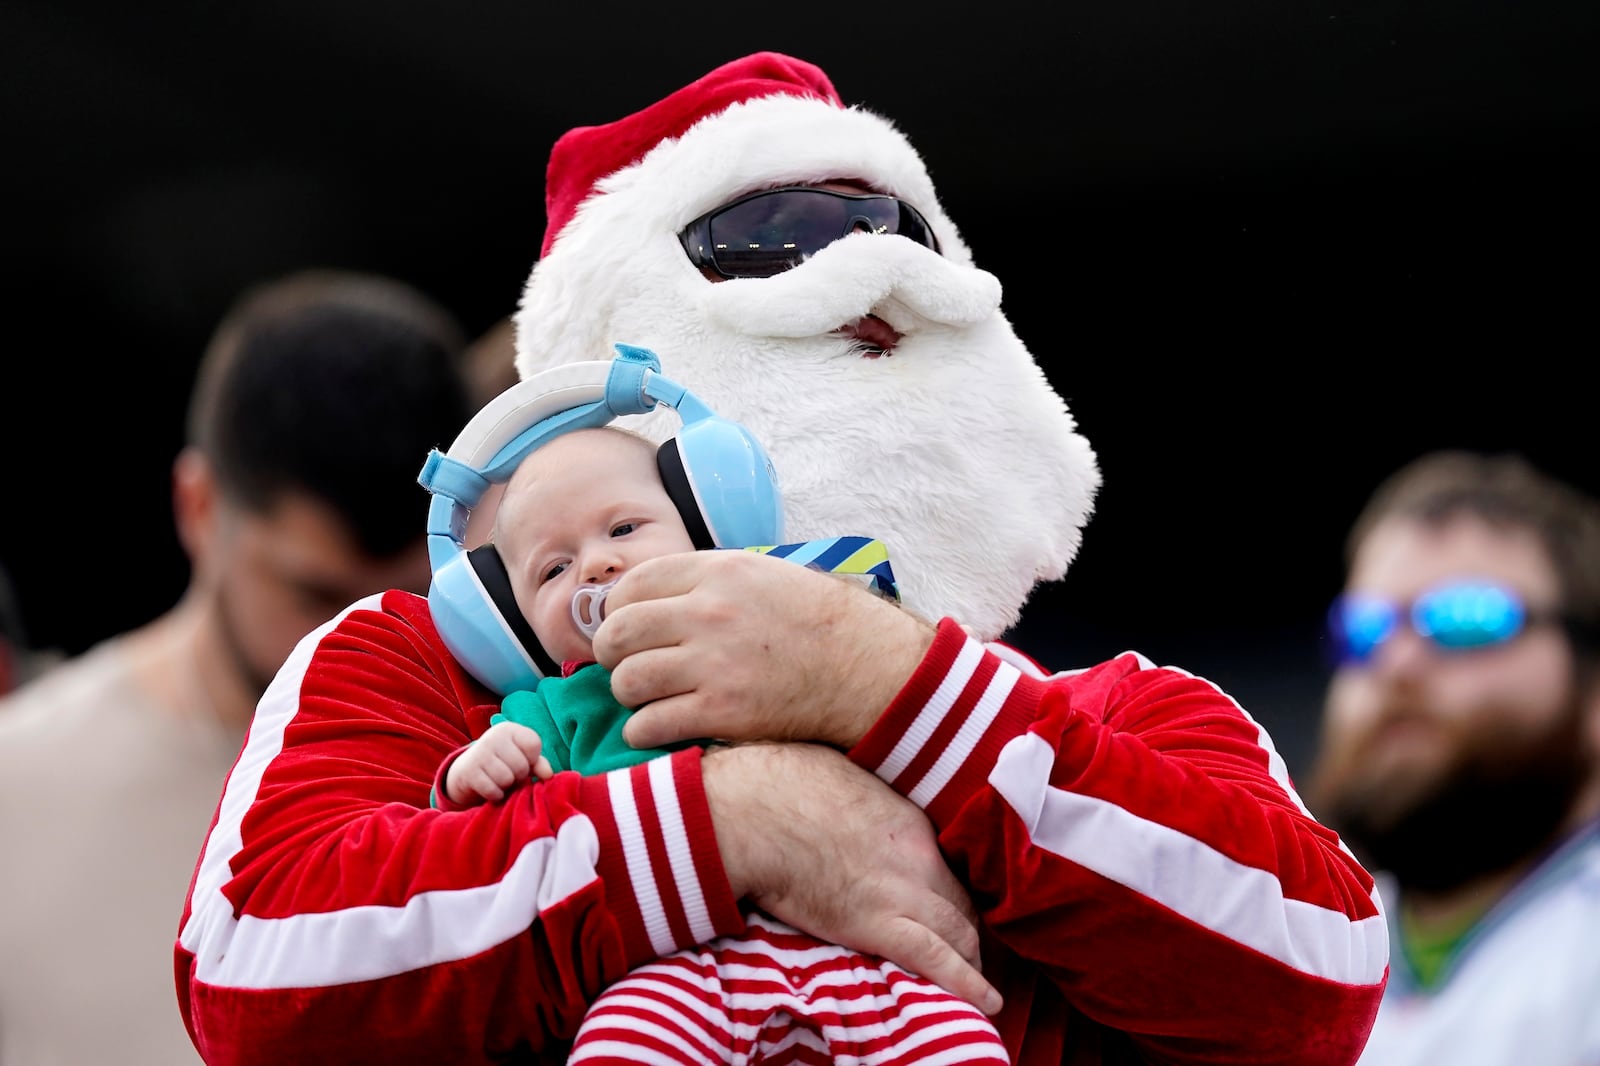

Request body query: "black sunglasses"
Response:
[679, 186, 941, 279]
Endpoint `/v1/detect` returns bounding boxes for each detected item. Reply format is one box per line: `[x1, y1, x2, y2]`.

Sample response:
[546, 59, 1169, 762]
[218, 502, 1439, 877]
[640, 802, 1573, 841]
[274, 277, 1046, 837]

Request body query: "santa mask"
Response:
[515, 52, 1099, 641]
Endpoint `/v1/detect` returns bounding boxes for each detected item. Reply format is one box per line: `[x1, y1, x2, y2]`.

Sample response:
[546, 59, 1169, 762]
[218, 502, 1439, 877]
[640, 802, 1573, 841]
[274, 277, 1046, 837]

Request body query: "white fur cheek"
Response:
[702, 328, 1099, 639]
[514, 199, 704, 377]
[770, 419, 1096, 641]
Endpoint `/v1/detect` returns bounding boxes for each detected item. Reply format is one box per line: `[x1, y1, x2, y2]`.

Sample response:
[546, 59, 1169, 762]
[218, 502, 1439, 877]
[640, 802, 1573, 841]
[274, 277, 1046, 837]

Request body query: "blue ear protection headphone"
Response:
[417, 343, 784, 695]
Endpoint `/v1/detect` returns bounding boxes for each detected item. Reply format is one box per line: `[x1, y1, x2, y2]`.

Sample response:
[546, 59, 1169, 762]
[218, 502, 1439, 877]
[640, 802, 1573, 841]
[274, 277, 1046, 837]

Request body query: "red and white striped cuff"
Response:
[852, 617, 1046, 826]
[581, 747, 746, 967]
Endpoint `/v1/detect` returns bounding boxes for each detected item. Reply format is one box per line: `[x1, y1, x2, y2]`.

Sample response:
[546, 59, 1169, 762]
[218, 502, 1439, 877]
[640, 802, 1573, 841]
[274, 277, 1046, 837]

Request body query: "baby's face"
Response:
[494, 428, 697, 664]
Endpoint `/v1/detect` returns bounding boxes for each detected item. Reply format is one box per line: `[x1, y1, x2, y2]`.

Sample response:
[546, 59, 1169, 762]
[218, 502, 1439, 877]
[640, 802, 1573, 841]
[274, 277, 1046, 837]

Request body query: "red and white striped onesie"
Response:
[568, 910, 1005, 1065]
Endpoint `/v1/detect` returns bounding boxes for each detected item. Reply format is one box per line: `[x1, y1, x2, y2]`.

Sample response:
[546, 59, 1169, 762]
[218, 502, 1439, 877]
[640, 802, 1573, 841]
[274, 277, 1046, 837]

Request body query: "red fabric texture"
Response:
[174, 591, 744, 1063]
[856, 618, 1386, 1064]
[540, 51, 842, 257]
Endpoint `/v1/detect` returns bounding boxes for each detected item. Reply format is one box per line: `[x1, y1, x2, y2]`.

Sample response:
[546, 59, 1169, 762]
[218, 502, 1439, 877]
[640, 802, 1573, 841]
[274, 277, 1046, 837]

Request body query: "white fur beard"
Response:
[517, 236, 1101, 640]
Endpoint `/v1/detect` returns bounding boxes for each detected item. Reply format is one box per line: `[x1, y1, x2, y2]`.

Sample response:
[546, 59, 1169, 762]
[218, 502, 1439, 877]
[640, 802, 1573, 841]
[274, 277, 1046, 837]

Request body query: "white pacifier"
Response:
[571, 580, 617, 641]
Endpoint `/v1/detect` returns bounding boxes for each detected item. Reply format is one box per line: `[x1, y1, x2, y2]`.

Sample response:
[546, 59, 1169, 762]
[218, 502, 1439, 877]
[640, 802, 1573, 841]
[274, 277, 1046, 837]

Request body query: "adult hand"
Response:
[702, 742, 1002, 1015]
[594, 549, 936, 750]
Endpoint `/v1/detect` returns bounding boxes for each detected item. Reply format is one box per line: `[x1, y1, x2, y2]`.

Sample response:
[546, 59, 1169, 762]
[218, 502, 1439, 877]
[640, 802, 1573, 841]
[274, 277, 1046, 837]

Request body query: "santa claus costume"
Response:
[175, 52, 1388, 1065]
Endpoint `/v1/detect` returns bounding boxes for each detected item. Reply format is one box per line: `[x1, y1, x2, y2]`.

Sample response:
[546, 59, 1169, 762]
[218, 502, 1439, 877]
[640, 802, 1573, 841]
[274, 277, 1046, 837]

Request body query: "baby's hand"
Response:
[446, 721, 555, 806]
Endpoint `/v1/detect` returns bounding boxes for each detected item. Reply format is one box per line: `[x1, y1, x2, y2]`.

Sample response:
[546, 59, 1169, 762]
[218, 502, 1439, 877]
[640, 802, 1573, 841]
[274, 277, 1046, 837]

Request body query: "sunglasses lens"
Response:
[1413, 581, 1525, 649]
[844, 199, 903, 237]
[895, 202, 938, 250]
[706, 190, 852, 277]
[1330, 594, 1398, 663]
[699, 189, 940, 278]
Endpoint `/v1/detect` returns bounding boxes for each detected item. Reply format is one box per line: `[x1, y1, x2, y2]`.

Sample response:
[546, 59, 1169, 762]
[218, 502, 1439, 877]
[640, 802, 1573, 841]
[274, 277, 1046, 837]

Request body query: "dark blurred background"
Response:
[3, 1, 1595, 775]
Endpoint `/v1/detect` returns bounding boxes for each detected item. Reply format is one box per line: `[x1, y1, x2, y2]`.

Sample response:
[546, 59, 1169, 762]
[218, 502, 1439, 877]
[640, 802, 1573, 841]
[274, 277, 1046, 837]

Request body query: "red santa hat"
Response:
[541, 52, 845, 258]
[532, 51, 969, 270]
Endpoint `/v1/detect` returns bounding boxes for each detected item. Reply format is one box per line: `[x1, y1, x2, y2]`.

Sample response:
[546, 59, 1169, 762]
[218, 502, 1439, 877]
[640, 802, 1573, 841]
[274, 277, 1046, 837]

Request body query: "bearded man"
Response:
[1307, 449, 1600, 1065]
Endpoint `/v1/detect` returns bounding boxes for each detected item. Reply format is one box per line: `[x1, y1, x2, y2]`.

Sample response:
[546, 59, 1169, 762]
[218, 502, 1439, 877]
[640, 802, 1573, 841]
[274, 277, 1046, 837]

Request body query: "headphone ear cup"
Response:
[427, 541, 557, 694]
[466, 545, 559, 678]
[658, 440, 718, 551]
[659, 418, 784, 548]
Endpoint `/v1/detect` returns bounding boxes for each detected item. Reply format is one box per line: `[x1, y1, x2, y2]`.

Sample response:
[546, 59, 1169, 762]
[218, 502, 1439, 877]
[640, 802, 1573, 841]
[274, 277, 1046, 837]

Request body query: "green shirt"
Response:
[494, 663, 697, 773]
[1398, 903, 1484, 989]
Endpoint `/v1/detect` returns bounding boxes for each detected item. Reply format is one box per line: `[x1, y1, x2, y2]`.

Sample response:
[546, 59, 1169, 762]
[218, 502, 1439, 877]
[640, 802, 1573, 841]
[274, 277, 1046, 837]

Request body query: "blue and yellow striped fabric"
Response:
[744, 536, 900, 602]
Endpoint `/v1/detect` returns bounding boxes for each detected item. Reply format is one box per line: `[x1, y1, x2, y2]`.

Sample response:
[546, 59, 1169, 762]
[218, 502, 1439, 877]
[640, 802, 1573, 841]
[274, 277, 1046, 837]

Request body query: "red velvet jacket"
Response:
[176, 591, 1386, 1064]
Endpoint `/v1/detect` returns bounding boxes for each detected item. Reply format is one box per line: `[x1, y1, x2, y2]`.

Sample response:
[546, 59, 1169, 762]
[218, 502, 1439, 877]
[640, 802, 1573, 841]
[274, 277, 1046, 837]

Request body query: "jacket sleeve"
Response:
[174, 591, 745, 1066]
[849, 618, 1389, 1066]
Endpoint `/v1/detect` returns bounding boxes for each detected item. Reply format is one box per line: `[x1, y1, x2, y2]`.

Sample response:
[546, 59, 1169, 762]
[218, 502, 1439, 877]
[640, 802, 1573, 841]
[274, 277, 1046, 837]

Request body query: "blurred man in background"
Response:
[0, 269, 475, 1066]
[1306, 449, 1600, 1064]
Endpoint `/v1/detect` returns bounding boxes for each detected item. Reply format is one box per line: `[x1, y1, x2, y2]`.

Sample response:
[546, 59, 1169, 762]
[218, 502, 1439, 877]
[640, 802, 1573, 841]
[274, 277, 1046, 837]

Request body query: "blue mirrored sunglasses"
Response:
[678, 186, 941, 279]
[1327, 579, 1564, 665]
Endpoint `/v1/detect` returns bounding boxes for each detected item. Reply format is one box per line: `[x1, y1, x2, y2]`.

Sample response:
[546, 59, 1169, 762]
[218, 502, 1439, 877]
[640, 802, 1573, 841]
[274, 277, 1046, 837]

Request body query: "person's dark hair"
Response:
[1347, 450, 1600, 674]
[186, 269, 474, 558]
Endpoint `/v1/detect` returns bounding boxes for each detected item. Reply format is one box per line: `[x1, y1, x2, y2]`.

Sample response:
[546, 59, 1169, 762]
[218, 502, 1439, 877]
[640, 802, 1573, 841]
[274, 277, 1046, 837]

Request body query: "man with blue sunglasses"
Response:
[1306, 449, 1600, 1065]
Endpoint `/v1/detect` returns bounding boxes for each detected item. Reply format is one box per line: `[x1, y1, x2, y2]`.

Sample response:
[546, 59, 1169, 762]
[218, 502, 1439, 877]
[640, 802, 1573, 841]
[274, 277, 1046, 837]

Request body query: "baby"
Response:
[433, 424, 1007, 1064]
